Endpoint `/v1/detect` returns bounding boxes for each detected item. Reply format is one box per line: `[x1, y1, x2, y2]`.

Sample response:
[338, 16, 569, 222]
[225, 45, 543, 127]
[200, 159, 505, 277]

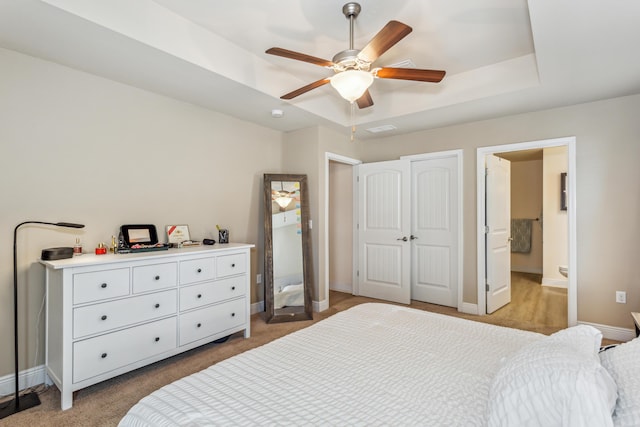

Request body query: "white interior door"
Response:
[357, 159, 411, 304]
[410, 156, 459, 307]
[486, 154, 511, 314]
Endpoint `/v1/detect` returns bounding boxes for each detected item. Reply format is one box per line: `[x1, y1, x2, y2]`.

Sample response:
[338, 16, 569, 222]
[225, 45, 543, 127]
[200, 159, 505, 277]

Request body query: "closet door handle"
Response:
[410, 235, 418, 240]
[397, 237, 408, 242]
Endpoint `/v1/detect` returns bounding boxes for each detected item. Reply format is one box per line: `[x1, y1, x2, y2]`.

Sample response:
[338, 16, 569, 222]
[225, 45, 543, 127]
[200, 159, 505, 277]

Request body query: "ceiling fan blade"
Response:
[266, 47, 334, 68]
[376, 67, 446, 82]
[358, 21, 413, 63]
[356, 90, 374, 109]
[281, 78, 331, 100]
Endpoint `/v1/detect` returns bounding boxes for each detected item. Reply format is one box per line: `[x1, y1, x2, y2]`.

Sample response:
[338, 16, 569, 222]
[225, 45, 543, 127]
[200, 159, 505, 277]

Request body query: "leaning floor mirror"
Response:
[264, 173, 313, 323]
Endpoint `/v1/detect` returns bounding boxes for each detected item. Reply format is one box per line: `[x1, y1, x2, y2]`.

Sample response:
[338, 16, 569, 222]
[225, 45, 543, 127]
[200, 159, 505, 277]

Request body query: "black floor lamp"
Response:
[0, 221, 84, 420]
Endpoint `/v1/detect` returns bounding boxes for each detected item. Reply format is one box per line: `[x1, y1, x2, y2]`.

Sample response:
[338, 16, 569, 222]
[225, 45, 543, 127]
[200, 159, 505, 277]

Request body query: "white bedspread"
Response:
[119, 303, 543, 426]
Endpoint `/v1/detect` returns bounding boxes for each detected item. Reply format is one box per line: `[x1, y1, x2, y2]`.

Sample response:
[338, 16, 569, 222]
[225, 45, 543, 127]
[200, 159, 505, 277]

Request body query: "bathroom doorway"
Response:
[477, 137, 576, 326]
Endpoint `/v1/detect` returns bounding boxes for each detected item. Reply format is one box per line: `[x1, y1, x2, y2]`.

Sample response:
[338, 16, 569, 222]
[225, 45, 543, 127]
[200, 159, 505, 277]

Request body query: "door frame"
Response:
[401, 150, 464, 311]
[476, 136, 577, 325]
[322, 152, 361, 310]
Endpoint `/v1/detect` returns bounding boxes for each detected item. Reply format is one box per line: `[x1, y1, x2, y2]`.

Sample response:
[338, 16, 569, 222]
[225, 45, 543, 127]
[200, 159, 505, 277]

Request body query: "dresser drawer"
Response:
[216, 253, 246, 278]
[179, 298, 245, 346]
[132, 262, 177, 293]
[73, 290, 177, 339]
[73, 316, 177, 383]
[179, 257, 215, 285]
[73, 268, 130, 305]
[179, 276, 245, 312]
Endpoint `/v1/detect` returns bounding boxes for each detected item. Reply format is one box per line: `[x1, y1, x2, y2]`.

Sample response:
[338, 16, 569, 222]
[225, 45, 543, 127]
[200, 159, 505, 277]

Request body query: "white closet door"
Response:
[357, 160, 411, 304]
[410, 156, 459, 307]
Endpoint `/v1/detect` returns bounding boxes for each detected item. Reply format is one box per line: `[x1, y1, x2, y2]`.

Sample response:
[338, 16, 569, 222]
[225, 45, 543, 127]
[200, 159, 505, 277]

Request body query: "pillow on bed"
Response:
[599, 337, 640, 426]
[487, 325, 617, 427]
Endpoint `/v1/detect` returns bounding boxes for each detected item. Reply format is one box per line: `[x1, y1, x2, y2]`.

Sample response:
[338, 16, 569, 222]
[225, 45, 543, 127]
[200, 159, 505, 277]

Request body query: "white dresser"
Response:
[40, 243, 254, 410]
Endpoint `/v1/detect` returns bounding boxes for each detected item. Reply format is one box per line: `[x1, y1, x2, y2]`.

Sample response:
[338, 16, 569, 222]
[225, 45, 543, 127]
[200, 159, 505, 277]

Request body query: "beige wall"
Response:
[510, 160, 543, 273]
[0, 48, 283, 377]
[542, 147, 569, 284]
[352, 93, 640, 330]
[329, 161, 353, 292]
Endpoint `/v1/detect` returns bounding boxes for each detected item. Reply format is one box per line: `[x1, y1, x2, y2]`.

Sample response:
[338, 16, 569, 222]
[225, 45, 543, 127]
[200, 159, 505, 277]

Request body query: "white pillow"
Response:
[600, 337, 640, 426]
[487, 325, 617, 427]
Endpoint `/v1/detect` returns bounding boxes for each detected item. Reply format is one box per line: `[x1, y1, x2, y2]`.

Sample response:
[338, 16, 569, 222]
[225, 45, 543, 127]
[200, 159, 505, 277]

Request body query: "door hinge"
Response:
[486, 283, 490, 292]
[357, 270, 359, 277]
[485, 167, 488, 177]
[484, 225, 489, 234]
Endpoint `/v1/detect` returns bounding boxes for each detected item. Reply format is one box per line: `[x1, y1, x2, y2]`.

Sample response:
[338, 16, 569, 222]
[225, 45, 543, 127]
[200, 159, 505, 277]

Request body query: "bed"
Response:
[119, 303, 639, 426]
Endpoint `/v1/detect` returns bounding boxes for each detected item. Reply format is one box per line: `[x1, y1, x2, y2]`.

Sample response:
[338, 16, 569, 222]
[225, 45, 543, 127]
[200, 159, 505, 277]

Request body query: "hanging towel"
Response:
[511, 219, 532, 253]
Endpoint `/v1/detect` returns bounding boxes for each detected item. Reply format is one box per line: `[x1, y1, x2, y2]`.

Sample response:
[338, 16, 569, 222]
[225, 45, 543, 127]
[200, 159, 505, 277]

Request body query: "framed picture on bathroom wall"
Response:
[560, 172, 567, 211]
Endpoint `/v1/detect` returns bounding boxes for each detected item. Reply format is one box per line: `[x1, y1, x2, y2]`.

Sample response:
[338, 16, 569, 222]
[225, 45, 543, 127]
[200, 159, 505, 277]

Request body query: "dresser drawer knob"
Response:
[197, 294, 202, 299]
[231, 312, 235, 317]
[155, 337, 160, 342]
[154, 303, 160, 309]
[154, 275, 160, 281]
[231, 286, 236, 291]
[197, 323, 202, 328]
[101, 353, 107, 359]
[231, 263, 236, 268]
[100, 283, 108, 289]
[197, 268, 202, 273]
[101, 315, 107, 321]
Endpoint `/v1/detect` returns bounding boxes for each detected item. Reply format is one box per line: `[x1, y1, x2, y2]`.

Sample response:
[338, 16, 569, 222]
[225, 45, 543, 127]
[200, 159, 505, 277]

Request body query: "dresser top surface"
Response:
[39, 243, 254, 269]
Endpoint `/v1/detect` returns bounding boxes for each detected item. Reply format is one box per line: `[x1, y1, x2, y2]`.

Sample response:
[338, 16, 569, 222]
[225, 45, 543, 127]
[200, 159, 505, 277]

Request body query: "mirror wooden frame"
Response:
[264, 173, 313, 323]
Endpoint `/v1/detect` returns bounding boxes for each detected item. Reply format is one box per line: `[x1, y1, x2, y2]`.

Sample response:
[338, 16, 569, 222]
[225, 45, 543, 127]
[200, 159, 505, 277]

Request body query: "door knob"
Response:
[397, 237, 408, 242]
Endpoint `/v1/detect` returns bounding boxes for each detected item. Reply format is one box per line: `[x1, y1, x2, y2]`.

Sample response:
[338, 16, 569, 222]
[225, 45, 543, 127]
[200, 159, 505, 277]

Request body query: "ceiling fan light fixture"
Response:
[330, 70, 373, 102]
[274, 196, 293, 209]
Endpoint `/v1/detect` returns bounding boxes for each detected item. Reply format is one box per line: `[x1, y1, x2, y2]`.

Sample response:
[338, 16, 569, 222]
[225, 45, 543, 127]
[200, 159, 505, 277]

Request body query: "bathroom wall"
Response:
[542, 146, 569, 286]
[510, 159, 543, 274]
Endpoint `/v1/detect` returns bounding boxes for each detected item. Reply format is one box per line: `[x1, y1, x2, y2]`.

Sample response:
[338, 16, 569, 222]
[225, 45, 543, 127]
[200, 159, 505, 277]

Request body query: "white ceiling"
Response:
[1, 0, 639, 139]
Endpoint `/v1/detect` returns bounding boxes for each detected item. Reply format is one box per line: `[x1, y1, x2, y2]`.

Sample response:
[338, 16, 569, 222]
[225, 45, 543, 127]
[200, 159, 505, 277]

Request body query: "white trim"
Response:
[511, 267, 543, 274]
[0, 364, 47, 396]
[250, 301, 264, 315]
[401, 150, 464, 312]
[329, 282, 353, 293]
[314, 299, 329, 312]
[541, 277, 568, 288]
[324, 152, 361, 311]
[460, 303, 479, 315]
[477, 137, 577, 326]
[579, 321, 635, 342]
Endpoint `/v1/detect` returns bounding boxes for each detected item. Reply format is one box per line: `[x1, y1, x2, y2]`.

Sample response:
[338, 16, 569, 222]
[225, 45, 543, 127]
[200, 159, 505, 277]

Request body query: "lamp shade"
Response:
[330, 70, 374, 102]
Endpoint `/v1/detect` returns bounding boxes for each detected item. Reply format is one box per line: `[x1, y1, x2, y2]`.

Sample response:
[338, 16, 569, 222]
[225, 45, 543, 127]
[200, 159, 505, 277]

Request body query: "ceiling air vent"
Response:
[366, 124, 397, 134]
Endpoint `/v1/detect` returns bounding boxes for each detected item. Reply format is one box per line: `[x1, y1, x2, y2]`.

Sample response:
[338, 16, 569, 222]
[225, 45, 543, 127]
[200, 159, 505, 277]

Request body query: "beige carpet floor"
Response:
[1, 275, 609, 426]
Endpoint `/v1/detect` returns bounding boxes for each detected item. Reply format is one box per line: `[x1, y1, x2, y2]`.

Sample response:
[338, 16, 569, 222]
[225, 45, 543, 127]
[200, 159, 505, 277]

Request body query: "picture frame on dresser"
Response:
[40, 243, 254, 410]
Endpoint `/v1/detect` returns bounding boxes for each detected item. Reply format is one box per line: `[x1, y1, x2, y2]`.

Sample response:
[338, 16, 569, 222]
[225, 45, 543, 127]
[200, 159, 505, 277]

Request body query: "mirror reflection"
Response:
[272, 181, 304, 311]
[264, 174, 312, 322]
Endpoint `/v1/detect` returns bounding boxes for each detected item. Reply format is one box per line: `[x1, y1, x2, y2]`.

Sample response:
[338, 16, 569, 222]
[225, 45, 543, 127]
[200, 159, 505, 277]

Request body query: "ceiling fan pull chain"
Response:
[350, 101, 356, 142]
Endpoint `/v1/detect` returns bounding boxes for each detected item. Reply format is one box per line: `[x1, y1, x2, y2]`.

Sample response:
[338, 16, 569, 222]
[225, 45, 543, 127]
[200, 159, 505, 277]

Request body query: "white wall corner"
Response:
[460, 302, 479, 315]
[578, 321, 635, 343]
[314, 299, 329, 312]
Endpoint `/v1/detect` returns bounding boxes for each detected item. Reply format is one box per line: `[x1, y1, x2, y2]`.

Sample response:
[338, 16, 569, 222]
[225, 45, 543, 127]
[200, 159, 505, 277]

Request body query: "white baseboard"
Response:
[541, 277, 568, 289]
[460, 302, 479, 315]
[0, 364, 47, 396]
[314, 299, 329, 312]
[329, 283, 353, 294]
[579, 321, 635, 342]
[251, 301, 264, 315]
[511, 267, 542, 274]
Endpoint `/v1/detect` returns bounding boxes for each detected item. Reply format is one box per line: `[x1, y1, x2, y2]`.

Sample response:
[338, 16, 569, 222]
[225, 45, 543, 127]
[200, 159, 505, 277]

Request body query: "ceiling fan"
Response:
[266, 2, 446, 109]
